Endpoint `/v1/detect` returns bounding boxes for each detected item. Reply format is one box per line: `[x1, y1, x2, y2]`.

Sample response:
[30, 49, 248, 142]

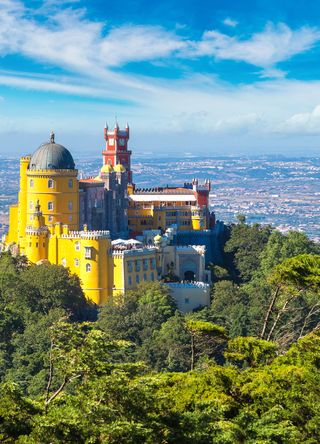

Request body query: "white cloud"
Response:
[1, 0, 320, 151]
[99, 26, 186, 67]
[277, 104, 320, 133]
[0, 1, 184, 76]
[223, 17, 238, 28]
[0, 1, 318, 81]
[214, 113, 261, 133]
[189, 23, 320, 75]
[0, 73, 107, 97]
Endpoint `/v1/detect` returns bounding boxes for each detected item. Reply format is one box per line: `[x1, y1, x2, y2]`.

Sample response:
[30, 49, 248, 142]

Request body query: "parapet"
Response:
[60, 230, 110, 240]
[25, 226, 48, 235]
[166, 281, 210, 289]
[176, 245, 206, 254]
[112, 246, 157, 257]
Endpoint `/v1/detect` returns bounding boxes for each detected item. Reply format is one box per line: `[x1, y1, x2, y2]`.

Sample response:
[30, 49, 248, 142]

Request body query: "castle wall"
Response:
[166, 282, 210, 312]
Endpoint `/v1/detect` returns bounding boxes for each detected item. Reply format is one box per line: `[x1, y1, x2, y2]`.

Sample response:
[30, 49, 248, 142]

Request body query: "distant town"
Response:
[1, 154, 319, 241]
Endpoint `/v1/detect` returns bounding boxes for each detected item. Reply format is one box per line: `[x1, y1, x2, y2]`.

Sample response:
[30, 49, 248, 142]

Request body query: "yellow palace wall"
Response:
[113, 248, 159, 296]
[49, 231, 113, 305]
[128, 204, 207, 233]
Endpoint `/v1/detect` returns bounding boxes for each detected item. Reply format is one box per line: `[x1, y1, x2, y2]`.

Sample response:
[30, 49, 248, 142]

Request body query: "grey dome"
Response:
[29, 133, 75, 171]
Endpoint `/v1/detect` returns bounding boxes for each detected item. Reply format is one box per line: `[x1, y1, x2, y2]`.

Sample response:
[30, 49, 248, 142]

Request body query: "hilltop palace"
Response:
[3, 123, 224, 312]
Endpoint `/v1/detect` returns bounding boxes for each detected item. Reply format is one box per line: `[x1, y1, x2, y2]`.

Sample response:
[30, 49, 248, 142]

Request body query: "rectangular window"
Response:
[48, 179, 54, 189]
[85, 247, 92, 259]
[29, 201, 33, 210]
[135, 260, 141, 272]
[48, 202, 53, 211]
[75, 242, 80, 251]
[68, 201, 73, 211]
[68, 179, 73, 188]
[184, 298, 189, 304]
[128, 261, 133, 272]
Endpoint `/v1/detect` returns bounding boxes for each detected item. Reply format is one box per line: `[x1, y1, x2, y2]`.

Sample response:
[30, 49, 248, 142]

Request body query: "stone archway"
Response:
[184, 270, 195, 281]
[180, 258, 198, 281]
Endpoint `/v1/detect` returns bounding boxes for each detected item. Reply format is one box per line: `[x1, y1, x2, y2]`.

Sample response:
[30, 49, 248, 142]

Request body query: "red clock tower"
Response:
[102, 122, 132, 183]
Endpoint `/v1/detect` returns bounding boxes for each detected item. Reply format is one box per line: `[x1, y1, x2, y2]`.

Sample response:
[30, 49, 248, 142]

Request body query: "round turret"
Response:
[154, 234, 162, 245]
[100, 164, 114, 173]
[29, 132, 75, 170]
[114, 163, 126, 173]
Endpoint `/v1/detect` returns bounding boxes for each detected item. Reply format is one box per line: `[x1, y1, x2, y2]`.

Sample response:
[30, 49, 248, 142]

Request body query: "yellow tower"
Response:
[5, 132, 115, 306]
[26, 132, 79, 232]
[24, 200, 49, 263]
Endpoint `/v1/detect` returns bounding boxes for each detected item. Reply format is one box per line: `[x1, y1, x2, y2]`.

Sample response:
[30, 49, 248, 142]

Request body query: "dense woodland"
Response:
[0, 219, 320, 443]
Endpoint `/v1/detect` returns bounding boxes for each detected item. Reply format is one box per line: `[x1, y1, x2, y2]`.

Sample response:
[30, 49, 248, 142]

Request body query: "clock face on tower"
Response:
[118, 138, 125, 147]
[108, 138, 114, 146]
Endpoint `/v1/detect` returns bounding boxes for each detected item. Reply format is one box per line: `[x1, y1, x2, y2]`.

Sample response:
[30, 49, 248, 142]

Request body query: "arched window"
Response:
[30, 179, 34, 188]
[74, 258, 79, 267]
[61, 258, 67, 267]
[86, 263, 91, 272]
[75, 241, 80, 251]
[29, 201, 33, 210]
[68, 179, 73, 188]
[68, 201, 73, 210]
[48, 179, 54, 189]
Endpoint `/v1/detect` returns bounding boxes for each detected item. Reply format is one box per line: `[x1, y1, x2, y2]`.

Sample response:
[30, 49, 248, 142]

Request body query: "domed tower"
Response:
[26, 132, 79, 231]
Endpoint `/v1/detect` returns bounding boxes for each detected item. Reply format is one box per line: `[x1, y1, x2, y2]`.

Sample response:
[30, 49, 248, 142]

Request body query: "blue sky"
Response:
[1, 0, 320, 155]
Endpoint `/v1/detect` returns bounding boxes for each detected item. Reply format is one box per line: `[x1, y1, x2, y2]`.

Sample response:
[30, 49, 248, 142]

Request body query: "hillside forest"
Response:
[0, 219, 320, 443]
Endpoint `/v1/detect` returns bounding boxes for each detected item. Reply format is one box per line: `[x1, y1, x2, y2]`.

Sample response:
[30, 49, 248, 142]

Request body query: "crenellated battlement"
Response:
[60, 230, 110, 240]
[112, 246, 157, 257]
[25, 226, 48, 235]
[176, 245, 206, 254]
[166, 281, 210, 289]
[27, 169, 78, 177]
